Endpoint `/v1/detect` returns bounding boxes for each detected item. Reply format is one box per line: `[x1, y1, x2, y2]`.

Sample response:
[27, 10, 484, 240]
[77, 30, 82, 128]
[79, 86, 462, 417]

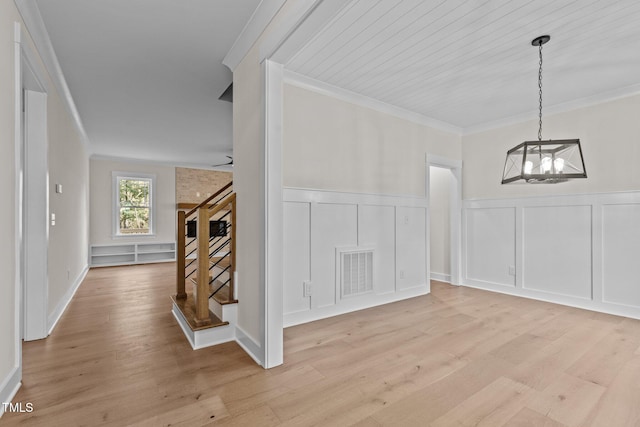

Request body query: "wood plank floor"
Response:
[4, 263, 640, 426]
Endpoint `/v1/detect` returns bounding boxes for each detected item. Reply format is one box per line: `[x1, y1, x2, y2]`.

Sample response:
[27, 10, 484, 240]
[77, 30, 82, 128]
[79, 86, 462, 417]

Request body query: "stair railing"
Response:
[176, 181, 234, 327]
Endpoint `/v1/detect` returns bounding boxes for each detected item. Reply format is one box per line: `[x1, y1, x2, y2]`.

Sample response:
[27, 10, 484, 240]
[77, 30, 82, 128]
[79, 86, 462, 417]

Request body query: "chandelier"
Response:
[501, 35, 587, 184]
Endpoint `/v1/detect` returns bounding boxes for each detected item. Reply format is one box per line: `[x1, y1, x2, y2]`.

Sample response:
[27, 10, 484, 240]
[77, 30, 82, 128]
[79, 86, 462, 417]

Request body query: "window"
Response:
[113, 173, 155, 236]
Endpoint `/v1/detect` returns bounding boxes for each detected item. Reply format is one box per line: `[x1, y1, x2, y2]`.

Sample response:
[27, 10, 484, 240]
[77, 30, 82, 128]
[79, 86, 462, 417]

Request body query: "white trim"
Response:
[0, 367, 21, 418]
[13, 0, 89, 148]
[463, 83, 640, 135]
[222, 0, 287, 71]
[47, 265, 88, 335]
[284, 284, 429, 327]
[111, 172, 156, 237]
[284, 187, 429, 208]
[463, 279, 640, 322]
[263, 60, 284, 369]
[283, 70, 463, 135]
[430, 272, 451, 283]
[13, 21, 23, 397]
[263, 0, 349, 65]
[426, 155, 463, 286]
[235, 325, 264, 366]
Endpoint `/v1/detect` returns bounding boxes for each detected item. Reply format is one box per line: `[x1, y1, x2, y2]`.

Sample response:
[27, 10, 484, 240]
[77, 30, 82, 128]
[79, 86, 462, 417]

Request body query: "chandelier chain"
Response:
[538, 42, 543, 141]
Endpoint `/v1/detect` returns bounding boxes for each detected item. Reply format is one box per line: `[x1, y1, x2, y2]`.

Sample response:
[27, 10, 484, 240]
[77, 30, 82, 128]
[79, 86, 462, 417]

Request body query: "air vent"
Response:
[340, 248, 373, 298]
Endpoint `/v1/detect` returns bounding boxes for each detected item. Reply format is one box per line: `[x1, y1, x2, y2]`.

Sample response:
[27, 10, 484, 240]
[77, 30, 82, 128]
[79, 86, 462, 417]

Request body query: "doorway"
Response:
[426, 156, 462, 286]
[16, 25, 49, 342]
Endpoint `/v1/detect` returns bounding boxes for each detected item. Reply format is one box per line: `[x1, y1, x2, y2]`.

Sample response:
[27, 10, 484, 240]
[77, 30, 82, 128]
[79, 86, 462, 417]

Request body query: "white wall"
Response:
[429, 166, 452, 281]
[461, 93, 640, 318]
[0, 4, 23, 409]
[89, 158, 176, 246]
[1, 3, 89, 412]
[283, 189, 428, 326]
[283, 83, 461, 196]
[463, 94, 640, 200]
[280, 84, 461, 326]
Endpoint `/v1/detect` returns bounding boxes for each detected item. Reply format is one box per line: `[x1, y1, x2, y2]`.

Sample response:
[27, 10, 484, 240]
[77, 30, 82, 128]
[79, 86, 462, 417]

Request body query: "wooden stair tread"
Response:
[188, 278, 238, 305]
[171, 294, 228, 331]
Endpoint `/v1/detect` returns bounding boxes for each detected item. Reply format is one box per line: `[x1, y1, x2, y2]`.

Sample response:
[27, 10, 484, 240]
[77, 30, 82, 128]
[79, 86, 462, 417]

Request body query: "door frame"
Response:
[426, 155, 462, 286]
[14, 21, 50, 349]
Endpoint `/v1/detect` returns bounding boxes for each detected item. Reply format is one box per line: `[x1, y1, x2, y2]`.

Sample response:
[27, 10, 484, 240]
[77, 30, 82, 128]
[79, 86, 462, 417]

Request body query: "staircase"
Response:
[171, 181, 238, 349]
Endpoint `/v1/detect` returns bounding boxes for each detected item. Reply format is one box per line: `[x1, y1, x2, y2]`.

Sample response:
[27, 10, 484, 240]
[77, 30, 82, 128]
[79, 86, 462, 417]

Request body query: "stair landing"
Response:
[170, 294, 228, 331]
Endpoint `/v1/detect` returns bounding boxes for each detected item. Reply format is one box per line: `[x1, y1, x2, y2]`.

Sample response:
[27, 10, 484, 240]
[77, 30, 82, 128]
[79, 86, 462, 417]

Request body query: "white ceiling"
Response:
[36, 0, 262, 166]
[286, 0, 640, 132]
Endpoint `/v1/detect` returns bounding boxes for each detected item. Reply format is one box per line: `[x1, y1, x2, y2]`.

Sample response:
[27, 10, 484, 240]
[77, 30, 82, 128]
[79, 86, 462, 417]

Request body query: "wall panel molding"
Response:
[283, 188, 428, 327]
[463, 191, 640, 320]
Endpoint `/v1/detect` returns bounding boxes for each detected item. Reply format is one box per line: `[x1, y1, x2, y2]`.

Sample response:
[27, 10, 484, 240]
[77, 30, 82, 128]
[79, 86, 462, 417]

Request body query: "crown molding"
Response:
[14, 0, 89, 147]
[222, 0, 287, 72]
[283, 70, 463, 135]
[463, 82, 640, 135]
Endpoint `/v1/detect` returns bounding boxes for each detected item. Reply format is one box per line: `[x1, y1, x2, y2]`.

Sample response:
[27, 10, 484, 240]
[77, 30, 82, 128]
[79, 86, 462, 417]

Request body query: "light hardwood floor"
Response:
[3, 263, 640, 426]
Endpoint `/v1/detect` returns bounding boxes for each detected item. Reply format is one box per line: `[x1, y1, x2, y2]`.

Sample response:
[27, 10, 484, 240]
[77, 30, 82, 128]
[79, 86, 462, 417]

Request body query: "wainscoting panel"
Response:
[602, 203, 640, 307]
[396, 206, 427, 291]
[358, 205, 396, 295]
[283, 202, 311, 315]
[463, 192, 640, 320]
[522, 205, 592, 299]
[283, 188, 429, 326]
[464, 207, 516, 287]
[311, 203, 358, 309]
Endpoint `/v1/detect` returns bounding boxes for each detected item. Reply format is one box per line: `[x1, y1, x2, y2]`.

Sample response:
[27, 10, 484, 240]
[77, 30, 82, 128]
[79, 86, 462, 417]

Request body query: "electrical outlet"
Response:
[508, 265, 516, 276]
[399, 270, 405, 279]
[404, 215, 409, 225]
[303, 281, 312, 297]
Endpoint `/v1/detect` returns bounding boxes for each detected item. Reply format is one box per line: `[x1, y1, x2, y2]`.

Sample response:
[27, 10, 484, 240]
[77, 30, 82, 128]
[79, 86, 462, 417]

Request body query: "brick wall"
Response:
[175, 167, 232, 204]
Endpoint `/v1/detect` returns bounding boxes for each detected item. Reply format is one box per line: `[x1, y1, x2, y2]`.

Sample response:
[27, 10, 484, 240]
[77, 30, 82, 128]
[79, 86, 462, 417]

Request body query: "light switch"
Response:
[51, 213, 56, 226]
[55, 184, 63, 194]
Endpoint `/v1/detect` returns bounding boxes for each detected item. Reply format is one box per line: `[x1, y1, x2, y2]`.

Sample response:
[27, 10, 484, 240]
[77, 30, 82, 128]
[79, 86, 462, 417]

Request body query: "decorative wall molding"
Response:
[14, 0, 89, 147]
[462, 190, 640, 320]
[47, 265, 89, 335]
[283, 70, 463, 135]
[284, 187, 429, 207]
[283, 187, 429, 327]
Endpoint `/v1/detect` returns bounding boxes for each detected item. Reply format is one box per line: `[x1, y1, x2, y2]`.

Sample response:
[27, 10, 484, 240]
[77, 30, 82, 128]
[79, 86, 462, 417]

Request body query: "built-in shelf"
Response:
[90, 242, 176, 267]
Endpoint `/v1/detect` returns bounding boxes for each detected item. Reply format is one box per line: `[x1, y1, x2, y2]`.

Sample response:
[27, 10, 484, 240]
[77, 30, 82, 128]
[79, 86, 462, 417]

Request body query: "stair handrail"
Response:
[193, 192, 236, 326]
[185, 180, 233, 218]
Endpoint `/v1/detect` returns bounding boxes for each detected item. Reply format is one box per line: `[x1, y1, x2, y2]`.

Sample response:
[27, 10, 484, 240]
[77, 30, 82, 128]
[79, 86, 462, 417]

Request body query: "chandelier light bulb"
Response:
[541, 157, 552, 173]
[554, 158, 565, 173]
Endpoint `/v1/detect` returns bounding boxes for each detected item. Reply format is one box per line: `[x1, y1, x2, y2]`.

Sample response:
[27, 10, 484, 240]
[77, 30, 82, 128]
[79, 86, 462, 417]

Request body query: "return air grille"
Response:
[340, 249, 373, 298]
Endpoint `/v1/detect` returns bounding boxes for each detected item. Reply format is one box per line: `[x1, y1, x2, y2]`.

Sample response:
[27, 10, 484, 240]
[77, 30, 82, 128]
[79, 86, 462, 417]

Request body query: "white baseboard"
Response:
[47, 264, 89, 335]
[284, 284, 430, 328]
[430, 272, 451, 283]
[0, 366, 21, 419]
[235, 326, 263, 367]
[462, 279, 640, 321]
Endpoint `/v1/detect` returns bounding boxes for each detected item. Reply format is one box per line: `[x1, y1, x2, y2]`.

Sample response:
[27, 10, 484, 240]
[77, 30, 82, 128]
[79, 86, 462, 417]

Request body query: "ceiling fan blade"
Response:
[212, 156, 233, 167]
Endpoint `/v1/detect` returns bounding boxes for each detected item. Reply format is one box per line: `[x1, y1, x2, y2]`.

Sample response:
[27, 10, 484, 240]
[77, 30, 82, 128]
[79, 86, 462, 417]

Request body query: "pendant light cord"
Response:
[538, 42, 543, 141]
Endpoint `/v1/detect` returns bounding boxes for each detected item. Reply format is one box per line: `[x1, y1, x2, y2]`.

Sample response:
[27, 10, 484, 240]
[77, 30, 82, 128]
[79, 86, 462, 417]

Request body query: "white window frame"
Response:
[112, 171, 156, 237]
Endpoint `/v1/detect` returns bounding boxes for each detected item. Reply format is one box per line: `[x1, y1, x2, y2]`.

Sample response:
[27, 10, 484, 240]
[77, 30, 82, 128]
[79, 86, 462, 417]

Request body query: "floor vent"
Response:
[340, 248, 373, 298]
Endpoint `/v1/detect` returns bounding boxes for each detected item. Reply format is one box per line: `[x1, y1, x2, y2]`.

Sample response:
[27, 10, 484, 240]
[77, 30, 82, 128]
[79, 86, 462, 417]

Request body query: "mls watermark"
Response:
[2, 402, 34, 413]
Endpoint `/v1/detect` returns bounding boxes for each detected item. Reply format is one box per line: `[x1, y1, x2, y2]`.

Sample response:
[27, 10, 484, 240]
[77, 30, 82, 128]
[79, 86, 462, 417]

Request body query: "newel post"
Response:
[194, 207, 212, 327]
[176, 210, 187, 299]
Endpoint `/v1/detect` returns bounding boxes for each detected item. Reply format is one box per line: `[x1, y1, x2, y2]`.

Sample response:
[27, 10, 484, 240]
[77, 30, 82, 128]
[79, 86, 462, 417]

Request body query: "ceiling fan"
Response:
[212, 155, 233, 167]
